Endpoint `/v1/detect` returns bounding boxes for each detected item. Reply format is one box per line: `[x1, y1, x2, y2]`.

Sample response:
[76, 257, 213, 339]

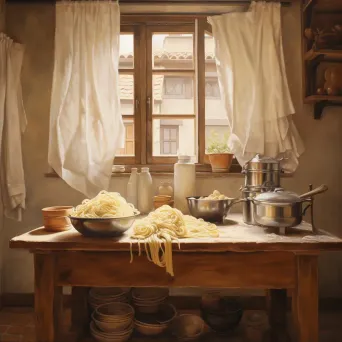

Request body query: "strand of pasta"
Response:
[71, 191, 139, 218]
[130, 205, 219, 276]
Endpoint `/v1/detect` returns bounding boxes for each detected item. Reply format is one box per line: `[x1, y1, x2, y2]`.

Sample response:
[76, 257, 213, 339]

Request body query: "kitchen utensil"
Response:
[134, 303, 177, 336]
[250, 184, 328, 229]
[70, 214, 139, 237]
[200, 298, 243, 334]
[42, 206, 73, 232]
[241, 188, 263, 225]
[90, 321, 133, 342]
[132, 287, 169, 313]
[243, 155, 281, 189]
[170, 314, 205, 341]
[187, 196, 244, 223]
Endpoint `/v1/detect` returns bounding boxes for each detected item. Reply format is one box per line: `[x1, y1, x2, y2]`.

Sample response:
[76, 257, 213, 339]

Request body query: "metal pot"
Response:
[241, 188, 262, 225]
[250, 185, 328, 228]
[243, 155, 281, 188]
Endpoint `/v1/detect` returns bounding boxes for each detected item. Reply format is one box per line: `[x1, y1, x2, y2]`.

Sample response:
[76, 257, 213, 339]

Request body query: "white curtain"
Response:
[49, 1, 124, 197]
[208, 1, 304, 172]
[0, 33, 27, 221]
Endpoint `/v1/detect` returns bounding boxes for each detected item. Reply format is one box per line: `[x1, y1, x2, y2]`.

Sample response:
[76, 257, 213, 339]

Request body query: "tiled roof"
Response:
[119, 74, 164, 100]
[119, 51, 215, 60]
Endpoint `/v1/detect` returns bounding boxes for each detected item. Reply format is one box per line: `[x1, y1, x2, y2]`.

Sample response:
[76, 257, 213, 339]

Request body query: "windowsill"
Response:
[45, 171, 294, 179]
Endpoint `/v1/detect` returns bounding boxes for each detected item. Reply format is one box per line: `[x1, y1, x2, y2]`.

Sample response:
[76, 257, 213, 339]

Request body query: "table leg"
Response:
[294, 255, 319, 342]
[35, 253, 62, 342]
[266, 289, 290, 342]
[71, 287, 90, 338]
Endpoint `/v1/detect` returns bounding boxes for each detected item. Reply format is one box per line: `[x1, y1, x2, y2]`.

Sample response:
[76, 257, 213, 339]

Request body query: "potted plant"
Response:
[206, 131, 234, 173]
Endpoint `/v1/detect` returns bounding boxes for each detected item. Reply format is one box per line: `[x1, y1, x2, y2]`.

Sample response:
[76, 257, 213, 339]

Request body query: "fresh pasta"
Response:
[71, 191, 139, 218]
[200, 190, 229, 200]
[130, 205, 219, 276]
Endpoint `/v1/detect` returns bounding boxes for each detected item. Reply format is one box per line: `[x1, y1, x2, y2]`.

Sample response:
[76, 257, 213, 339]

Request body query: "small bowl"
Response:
[96, 303, 134, 321]
[90, 321, 133, 342]
[132, 287, 169, 301]
[170, 314, 205, 341]
[201, 298, 243, 334]
[42, 206, 73, 232]
[134, 303, 177, 336]
[70, 214, 140, 237]
[92, 313, 133, 333]
[187, 196, 240, 223]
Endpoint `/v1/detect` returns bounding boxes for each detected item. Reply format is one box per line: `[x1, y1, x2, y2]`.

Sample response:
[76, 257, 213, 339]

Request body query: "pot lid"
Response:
[244, 154, 280, 171]
[254, 188, 301, 205]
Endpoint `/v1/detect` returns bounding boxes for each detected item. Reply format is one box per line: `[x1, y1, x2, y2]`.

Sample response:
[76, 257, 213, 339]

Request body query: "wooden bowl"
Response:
[132, 287, 169, 301]
[90, 321, 133, 342]
[42, 206, 73, 232]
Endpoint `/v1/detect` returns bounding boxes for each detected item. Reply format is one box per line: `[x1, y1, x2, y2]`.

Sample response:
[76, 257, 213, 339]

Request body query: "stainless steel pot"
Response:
[241, 188, 262, 225]
[243, 155, 281, 188]
[250, 185, 328, 228]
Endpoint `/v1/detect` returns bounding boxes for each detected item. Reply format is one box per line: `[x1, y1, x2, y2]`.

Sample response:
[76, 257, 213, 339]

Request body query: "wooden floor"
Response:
[0, 306, 342, 342]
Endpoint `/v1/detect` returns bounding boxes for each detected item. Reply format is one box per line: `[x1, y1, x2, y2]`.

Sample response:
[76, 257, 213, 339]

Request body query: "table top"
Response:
[10, 214, 342, 253]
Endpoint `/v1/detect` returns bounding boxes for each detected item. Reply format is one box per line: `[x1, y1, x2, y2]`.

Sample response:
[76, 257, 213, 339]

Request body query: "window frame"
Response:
[116, 16, 240, 173]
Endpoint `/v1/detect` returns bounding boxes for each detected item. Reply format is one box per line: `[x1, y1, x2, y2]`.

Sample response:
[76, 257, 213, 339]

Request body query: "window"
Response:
[117, 121, 134, 156]
[114, 18, 236, 171]
[160, 125, 179, 155]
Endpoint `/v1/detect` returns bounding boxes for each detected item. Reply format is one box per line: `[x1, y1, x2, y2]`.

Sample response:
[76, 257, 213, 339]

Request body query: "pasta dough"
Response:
[130, 205, 219, 276]
[71, 191, 139, 218]
[201, 190, 229, 200]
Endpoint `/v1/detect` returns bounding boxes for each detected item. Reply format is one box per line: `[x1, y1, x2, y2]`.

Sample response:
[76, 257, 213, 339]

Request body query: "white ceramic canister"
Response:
[127, 168, 138, 208]
[174, 155, 196, 214]
[138, 167, 153, 214]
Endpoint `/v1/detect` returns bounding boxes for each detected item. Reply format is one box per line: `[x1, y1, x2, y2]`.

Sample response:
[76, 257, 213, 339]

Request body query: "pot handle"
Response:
[299, 184, 328, 199]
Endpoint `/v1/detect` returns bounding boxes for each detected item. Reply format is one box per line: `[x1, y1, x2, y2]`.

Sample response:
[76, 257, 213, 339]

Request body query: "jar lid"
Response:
[254, 188, 301, 205]
[177, 155, 193, 163]
[244, 154, 280, 171]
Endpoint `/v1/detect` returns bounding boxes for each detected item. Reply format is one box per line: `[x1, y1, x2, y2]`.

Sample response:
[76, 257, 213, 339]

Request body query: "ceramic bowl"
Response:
[95, 303, 134, 322]
[134, 303, 177, 336]
[170, 314, 205, 341]
[201, 298, 243, 334]
[92, 313, 133, 333]
[90, 321, 133, 342]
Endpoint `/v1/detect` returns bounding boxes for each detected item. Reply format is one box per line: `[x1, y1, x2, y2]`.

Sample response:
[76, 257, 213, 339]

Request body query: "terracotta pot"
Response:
[208, 153, 234, 173]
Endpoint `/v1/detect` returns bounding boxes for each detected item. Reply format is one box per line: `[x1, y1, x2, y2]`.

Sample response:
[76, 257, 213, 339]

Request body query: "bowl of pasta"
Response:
[70, 191, 140, 237]
[187, 190, 243, 223]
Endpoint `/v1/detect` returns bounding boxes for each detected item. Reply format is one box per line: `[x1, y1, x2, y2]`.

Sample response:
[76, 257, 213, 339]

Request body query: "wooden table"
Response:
[9, 214, 342, 342]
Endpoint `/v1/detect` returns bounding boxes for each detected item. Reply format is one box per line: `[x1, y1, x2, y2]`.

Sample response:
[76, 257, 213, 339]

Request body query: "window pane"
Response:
[152, 75, 195, 115]
[116, 119, 135, 156]
[204, 33, 229, 152]
[152, 33, 194, 70]
[153, 119, 195, 157]
[119, 34, 134, 69]
[119, 74, 134, 115]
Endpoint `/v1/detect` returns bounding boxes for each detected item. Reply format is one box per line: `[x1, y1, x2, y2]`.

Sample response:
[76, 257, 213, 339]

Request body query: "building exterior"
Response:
[117, 34, 229, 157]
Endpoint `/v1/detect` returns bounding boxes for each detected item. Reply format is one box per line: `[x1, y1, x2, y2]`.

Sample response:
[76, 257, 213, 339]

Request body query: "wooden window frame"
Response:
[115, 16, 240, 173]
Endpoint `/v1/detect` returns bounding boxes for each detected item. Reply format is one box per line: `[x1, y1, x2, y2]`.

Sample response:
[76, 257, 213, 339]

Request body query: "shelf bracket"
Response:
[313, 101, 341, 120]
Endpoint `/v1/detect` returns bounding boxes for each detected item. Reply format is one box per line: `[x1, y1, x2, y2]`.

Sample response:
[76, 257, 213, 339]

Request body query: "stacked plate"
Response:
[132, 287, 169, 313]
[91, 302, 134, 342]
[89, 287, 131, 310]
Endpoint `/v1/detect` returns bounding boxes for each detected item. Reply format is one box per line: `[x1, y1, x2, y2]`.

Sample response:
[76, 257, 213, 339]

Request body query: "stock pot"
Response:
[250, 185, 328, 228]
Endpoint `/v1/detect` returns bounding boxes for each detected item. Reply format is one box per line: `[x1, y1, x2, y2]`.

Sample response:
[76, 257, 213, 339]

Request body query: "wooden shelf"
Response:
[304, 95, 342, 119]
[304, 49, 342, 62]
[304, 95, 342, 103]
